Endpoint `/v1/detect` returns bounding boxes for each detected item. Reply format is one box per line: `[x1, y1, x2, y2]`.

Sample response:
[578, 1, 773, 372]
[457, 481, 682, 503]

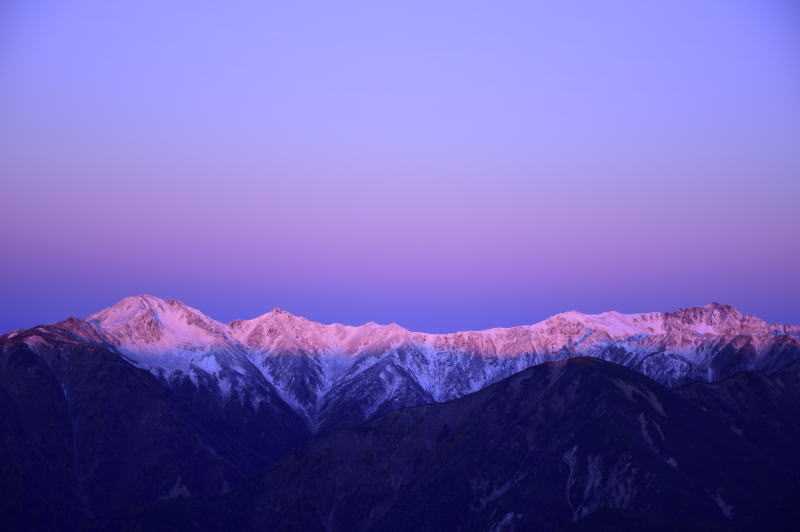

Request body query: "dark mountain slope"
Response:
[677, 358, 800, 478]
[0, 326, 309, 531]
[0, 352, 83, 532]
[104, 357, 800, 531]
[246, 357, 798, 531]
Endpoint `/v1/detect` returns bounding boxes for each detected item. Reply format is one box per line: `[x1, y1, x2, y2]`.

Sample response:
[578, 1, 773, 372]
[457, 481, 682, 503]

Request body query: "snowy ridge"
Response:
[8, 296, 800, 432]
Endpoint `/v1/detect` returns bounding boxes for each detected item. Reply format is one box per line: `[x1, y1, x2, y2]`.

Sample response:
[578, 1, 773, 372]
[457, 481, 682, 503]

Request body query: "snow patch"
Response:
[159, 476, 191, 500]
[489, 513, 517, 531]
[638, 413, 656, 449]
[23, 335, 48, 351]
[615, 380, 666, 417]
[711, 490, 734, 520]
[195, 355, 221, 375]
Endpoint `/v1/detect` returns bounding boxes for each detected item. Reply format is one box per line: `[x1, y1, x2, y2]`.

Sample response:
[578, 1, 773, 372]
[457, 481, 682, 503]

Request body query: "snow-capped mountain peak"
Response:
[87, 294, 231, 352]
[87, 294, 164, 323]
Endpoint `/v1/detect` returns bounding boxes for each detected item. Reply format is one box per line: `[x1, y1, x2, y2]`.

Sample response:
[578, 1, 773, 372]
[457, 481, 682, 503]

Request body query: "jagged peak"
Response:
[705, 301, 738, 311]
[244, 306, 300, 322]
[87, 294, 199, 324]
[675, 301, 740, 313]
[666, 302, 745, 322]
[88, 294, 161, 323]
[696, 302, 742, 316]
[81, 295, 233, 351]
[549, 310, 586, 320]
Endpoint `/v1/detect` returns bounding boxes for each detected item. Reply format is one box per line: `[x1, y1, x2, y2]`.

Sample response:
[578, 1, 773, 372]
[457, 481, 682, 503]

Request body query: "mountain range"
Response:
[2, 296, 799, 530]
[7, 295, 800, 431]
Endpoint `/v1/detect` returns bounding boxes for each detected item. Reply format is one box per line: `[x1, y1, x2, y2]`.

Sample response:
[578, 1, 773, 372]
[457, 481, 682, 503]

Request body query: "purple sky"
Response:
[1, 1, 799, 333]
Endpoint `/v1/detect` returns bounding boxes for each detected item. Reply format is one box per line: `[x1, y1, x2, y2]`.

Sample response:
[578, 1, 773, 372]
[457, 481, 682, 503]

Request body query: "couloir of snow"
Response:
[13, 295, 800, 431]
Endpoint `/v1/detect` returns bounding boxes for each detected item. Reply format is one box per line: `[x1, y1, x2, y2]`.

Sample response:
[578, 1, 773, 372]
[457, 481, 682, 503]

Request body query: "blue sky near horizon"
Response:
[1, 0, 799, 332]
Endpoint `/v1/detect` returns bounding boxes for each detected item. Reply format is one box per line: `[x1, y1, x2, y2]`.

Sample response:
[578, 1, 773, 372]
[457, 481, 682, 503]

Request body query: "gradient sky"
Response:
[1, 0, 799, 333]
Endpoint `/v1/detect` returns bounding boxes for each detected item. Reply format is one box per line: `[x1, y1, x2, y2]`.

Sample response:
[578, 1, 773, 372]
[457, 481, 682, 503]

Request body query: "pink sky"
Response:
[1, 1, 798, 331]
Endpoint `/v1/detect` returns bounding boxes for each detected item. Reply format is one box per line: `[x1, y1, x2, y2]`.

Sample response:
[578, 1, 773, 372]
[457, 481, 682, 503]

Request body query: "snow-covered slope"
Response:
[7, 296, 800, 432]
[83, 295, 284, 407]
